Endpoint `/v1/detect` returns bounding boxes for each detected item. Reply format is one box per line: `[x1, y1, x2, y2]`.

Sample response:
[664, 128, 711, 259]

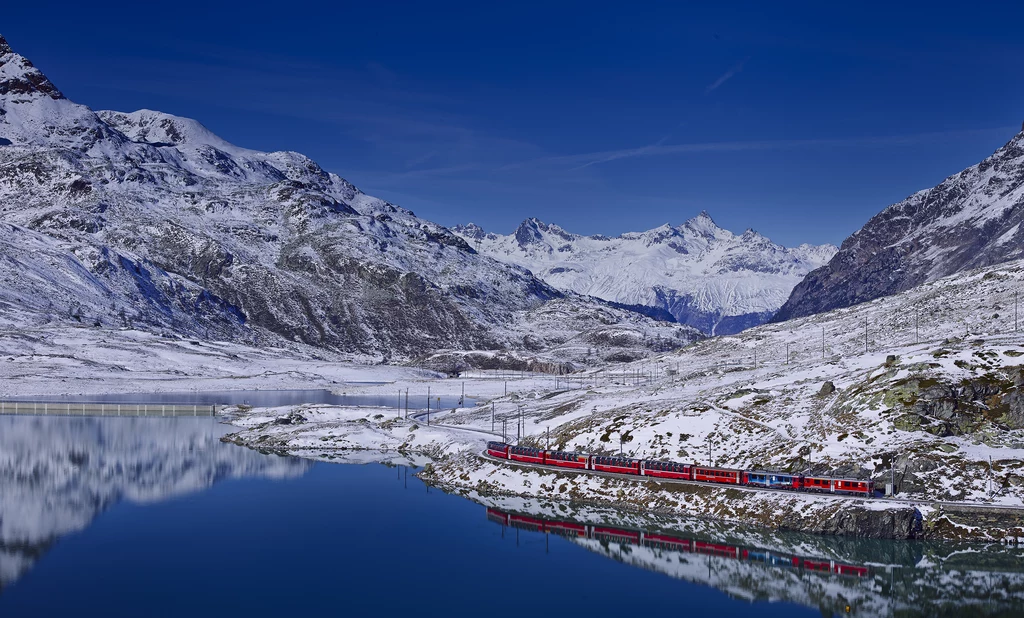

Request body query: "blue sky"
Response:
[5, 1, 1023, 245]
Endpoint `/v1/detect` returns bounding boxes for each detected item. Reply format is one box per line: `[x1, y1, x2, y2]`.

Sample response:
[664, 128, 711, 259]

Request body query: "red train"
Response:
[486, 441, 874, 497]
[487, 507, 870, 578]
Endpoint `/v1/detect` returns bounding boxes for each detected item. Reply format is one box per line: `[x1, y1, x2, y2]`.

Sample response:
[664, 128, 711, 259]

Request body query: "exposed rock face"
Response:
[774, 130, 1024, 322]
[798, 505, 922, 539]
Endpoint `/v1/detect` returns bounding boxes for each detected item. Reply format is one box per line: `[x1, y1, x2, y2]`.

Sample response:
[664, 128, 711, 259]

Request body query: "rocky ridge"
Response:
[774, 128, 1024, 322]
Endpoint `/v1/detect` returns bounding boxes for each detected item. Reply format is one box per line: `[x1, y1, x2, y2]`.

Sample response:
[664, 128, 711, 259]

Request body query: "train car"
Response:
[486, 507, 510, 526]
[641, 460, 691, 480]
[693, 466, 744, 485]
[644, 533, 693, 551]
[694, 540, 741, 559]
[802, 476, 835, 493]
[592, 525, 641, 545]
[546, 519, 588, 538]
[802, 558, 834, 574]
[545, 450, 590, 470]
[835, 563, 870, 577]
[803, 476, 874, 497]
[590, 455, 641, 475]
[509, 513, 547, 533]
[745, 471, 801, 490]
[834, 478, 874, 497]
[486, 441, 510, 459]
[508, 445, 545, 464]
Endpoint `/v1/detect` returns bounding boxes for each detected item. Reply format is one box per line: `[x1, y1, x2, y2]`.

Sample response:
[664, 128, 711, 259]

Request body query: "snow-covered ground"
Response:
[217, 258, 1024, 540]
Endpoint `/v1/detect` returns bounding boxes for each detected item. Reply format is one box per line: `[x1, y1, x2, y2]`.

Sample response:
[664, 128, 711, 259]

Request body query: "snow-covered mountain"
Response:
[774, 127, 1024, 322]
[0, 34, 699, 361]
[454, 214, 835, 335]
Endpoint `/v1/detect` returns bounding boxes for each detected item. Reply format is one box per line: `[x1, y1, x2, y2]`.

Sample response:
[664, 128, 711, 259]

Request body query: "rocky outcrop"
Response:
[774, 130, 1024, 322]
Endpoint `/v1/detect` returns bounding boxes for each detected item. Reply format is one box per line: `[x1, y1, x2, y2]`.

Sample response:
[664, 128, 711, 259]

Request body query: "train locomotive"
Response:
[486, 441, 873, 497]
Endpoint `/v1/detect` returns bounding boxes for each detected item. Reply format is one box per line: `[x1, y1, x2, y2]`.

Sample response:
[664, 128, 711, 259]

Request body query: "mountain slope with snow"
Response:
[0, 34, 699, 360]
[774, 128, 1024, 322]
[454, 214, 835, 335]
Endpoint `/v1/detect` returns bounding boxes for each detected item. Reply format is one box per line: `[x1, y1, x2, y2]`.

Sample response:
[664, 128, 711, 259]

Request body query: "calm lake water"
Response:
[0, 415, 1021, 617]
[6, 389, 472, 409]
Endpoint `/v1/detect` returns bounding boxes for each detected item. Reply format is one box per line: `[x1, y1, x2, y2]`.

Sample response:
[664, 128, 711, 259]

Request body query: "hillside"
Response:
[775, 128, 1024, 322]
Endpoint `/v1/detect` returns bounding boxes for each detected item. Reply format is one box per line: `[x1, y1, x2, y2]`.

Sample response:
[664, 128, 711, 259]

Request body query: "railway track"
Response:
[479, 452, 1024, 513]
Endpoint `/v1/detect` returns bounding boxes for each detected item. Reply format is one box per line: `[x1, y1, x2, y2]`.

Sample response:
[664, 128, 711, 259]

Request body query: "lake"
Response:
[0, 415, 1021, 617]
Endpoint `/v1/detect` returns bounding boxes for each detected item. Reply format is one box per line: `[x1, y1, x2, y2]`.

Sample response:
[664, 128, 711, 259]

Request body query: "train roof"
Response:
[804, 474, 874, 483]
[692, 464, 745, 473]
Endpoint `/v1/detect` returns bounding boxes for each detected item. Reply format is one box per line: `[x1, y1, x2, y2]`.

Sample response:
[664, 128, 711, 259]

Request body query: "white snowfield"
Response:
[454, 215, 836, 335]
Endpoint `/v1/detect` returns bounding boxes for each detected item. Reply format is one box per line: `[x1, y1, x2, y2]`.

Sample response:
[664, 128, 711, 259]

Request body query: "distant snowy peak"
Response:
[774, 128, 1024, 322]
[455, 215, 836, 335]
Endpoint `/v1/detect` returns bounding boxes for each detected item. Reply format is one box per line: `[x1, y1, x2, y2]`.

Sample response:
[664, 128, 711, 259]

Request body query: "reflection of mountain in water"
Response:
[482, 501, 1024, 617]
[0, 415, 310, 590]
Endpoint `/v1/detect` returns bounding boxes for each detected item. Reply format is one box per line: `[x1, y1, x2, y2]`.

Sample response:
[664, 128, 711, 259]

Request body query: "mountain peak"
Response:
[0, 34, 64, 100]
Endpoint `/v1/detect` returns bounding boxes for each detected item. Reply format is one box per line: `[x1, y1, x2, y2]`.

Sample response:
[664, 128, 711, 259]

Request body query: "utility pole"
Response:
[427, 386, 430, 413]
[491, 402, 495, 432]
[864, 319, 868, 353]
[821, 327, 825, 359]
[546, 427, 550, 450]
[753, 344, 757, 369]
[1016, 291, 1019, 332]
[915, 308, 919, 344]
[786, 342, 790, 366]
[707, 435, 713, 467]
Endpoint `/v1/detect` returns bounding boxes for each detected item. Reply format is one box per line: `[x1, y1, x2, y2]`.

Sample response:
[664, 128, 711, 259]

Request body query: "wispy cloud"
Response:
[705, 56, 751, 94]
[503, 126, 1017, 171]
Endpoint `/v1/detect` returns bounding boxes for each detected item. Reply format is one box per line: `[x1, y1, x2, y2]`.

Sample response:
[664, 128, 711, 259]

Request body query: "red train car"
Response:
[486, 441, 510, 459]
[486, 507, 510, 526]
[545, 450, 589, 470]
[693, 466, 743, 485]
[546, 520, 588, 538]
[642, 460, 691, 480]
[802, 558, 833, 573]
[694, 540, 741, 559]
[835, 479, 874, 496]
[591, 455, 641, 475]
[644, 533, 692, 551]
[592, 526, 640, 545]
[508, 445, 545, 464]
[835, 563, 869, 577]
[509, 513, 546, 532]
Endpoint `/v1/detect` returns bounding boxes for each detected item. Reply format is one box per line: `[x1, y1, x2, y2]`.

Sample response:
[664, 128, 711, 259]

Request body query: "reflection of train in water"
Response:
[486, 507, 870, 578]
[487, 442, 874, 497]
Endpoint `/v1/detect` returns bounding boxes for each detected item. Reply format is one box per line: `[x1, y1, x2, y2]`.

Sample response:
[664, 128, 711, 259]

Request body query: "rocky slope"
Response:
[455, 214, 835, 335]
[774, 128, 1024, 322]
[0, 34, 698, 361]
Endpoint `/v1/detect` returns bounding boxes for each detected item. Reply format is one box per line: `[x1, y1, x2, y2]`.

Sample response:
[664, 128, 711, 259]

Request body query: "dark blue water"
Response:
[1, 415, 1021, 617]
[7, 389, 472, 409]
[0, 463, 820, 617]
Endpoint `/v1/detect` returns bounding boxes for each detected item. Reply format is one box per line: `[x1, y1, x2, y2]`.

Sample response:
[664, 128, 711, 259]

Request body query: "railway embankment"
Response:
[423, 454, 1024, 542]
